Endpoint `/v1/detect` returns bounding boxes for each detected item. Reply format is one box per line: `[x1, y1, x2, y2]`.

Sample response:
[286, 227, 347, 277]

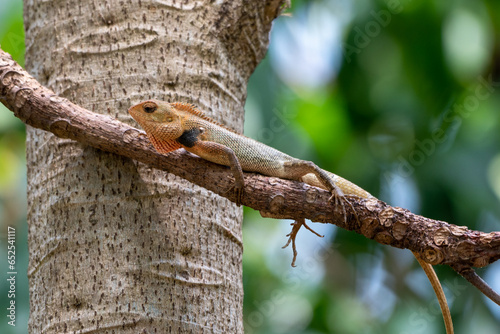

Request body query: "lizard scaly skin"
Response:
[128, 100, 453, 334]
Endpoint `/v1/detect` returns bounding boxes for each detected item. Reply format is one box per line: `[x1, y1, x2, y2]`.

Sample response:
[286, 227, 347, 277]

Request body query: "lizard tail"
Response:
[412, 251, 454, 334]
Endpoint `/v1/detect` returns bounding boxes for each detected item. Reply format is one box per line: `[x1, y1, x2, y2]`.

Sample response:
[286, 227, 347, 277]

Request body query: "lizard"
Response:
[128, 99, 454, 334]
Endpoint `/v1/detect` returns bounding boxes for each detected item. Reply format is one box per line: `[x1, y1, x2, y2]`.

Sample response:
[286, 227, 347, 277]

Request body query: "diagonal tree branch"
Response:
[1, 48, 500, 298]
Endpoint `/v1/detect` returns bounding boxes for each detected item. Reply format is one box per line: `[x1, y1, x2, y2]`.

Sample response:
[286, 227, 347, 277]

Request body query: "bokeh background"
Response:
[1, 0, 500, 333]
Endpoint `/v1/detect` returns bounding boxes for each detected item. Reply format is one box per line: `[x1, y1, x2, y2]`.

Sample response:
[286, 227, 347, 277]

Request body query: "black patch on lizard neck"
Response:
[176, 128, 201, 148]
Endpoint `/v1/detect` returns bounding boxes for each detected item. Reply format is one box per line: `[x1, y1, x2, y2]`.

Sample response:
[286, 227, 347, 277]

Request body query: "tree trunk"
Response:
[23, 0, 285, 332]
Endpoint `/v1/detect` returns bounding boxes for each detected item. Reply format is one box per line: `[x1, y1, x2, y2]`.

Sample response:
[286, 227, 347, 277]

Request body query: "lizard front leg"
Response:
[184, 140, 245, 206]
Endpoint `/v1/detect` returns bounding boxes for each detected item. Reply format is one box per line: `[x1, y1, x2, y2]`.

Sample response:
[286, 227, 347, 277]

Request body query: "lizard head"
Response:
[128, 100, 184, 140]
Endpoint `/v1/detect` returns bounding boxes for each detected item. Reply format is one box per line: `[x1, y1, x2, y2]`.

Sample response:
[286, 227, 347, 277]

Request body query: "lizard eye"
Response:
[143, 102, 157, 114]
[166, 117, 173, 122]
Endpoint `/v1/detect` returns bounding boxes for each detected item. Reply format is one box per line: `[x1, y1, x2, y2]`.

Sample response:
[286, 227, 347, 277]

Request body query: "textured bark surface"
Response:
[21, 0, 286, 332]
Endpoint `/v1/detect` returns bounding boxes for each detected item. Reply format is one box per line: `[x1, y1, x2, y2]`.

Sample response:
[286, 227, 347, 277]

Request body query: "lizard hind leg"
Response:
[283, 160, 350, 222]
[282, 218, 324, 267]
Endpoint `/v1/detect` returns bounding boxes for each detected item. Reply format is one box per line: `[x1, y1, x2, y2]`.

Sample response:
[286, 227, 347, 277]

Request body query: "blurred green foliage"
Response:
[1, 0, 499, 333]
[243, 0, 500, 333]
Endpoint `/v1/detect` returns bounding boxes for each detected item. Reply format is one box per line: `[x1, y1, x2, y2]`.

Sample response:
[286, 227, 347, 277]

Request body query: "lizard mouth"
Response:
[128, 106, 146, 124]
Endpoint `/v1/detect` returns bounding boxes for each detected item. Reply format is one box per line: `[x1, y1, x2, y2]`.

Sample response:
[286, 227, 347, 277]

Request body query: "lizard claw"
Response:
[328, 189, 359, 226]
[328, 188, 348, 224]
[234, 186, 244, 206]
[282, 219, 324, 267]
[224, 184, 244, 206]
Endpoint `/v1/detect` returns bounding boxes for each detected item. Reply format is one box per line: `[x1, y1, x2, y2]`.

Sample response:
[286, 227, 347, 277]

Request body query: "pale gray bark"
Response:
[23, 0, 286, 332]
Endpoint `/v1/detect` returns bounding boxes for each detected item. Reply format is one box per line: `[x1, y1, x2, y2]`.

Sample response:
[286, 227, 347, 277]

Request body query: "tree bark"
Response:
[22, 0, 286, 332]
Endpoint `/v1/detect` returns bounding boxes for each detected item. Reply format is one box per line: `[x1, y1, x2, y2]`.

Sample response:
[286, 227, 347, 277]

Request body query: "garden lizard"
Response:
[128, 99, 453, 334]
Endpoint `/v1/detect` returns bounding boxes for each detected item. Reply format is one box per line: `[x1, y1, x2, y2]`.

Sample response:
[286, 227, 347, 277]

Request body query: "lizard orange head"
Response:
[128, 100, 184, 140]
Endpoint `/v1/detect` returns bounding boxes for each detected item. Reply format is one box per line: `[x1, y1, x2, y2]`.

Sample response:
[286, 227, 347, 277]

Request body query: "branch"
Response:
[452, 265, 500, 305]
[1, 48, 500, 289]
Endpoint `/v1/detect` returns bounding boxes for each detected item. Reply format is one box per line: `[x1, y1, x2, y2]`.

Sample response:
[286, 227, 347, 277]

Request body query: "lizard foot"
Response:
[328, 190, 359, 226]
[282, 218, 324, 267]
[224, 184, 244, 206]
[328, 190, 346, 223]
